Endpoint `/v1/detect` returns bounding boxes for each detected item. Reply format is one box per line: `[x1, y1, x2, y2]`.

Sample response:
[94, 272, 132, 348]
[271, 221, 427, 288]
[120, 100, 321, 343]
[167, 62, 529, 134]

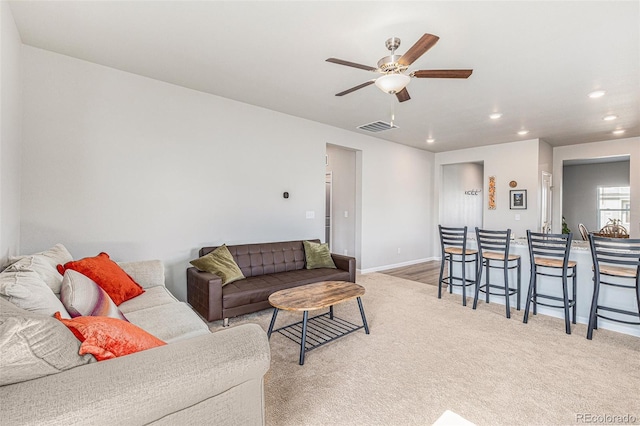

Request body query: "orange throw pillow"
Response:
[54, 312, 166, 361]
[57, 253, 144, 305]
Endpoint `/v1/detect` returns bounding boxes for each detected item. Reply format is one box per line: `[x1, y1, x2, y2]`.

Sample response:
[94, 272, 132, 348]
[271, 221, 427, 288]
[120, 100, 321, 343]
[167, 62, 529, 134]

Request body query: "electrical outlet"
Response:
[515, 214, 521, 221]
[397, 248, 401, 255]
[305, 211, 315, 219]
[343, 249, 348, 255]
[344, 210, 349, 218]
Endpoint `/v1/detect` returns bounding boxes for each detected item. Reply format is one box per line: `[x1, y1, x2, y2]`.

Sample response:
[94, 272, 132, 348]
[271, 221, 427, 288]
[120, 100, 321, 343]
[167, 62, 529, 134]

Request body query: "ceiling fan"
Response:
[326, 33, 473, 103]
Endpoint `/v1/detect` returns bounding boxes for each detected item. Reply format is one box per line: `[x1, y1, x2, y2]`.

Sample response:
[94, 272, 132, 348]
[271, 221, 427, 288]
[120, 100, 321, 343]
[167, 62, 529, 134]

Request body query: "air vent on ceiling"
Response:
[357, 121, 398, 133]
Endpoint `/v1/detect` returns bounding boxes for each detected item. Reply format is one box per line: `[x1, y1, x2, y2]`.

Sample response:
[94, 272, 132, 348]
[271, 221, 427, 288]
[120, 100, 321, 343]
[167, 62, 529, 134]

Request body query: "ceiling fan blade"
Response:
[398, 34, 440, 66]
[412, 69, 473, 78]
[395, 88, 411, 102]
[335, 80, 375, 96]
[326, 58, 377, 72]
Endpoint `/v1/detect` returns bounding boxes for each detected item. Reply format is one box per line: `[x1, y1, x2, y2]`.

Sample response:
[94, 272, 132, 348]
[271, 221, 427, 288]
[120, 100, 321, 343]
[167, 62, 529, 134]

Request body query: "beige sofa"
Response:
[0, 257, 271, 425]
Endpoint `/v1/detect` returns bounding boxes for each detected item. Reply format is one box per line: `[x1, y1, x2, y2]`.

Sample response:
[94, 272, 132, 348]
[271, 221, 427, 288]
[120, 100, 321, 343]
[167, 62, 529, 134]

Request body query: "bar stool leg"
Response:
[503, 261, 511, 319]
[532, 275, 538, 316]
[523, 266, 536, 323]
[485, 261, 491, 304]
[473, 257, 483, 310]
[448, 256, 453, 294]
[438, 254, 445, 299]
[587, 275, 601, 340]
[517, 259, 521, 311]
[561, 273, 571, 334]
[572, 266, 577, 325]
[461, 254, 467, 306]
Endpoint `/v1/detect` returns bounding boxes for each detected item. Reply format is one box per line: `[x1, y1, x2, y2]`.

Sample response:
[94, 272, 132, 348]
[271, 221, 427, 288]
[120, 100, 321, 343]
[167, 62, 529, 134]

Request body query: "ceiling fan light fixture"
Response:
[375, 73, 411, 94]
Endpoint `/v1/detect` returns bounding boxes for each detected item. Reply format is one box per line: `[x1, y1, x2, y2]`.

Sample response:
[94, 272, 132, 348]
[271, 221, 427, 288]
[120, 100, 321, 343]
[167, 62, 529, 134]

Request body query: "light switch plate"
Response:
[306, 211, 315, 219]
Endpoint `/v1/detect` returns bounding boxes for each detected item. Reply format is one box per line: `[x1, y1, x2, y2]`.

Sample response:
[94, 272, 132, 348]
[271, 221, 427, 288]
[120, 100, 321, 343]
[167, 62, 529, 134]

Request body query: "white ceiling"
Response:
[9, 0, 640, 153]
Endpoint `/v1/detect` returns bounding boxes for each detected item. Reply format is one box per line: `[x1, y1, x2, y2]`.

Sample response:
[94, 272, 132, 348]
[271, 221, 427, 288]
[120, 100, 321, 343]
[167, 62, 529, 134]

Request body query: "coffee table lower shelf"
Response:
[268, 306, 369, 365]
[273, 310, 363, 349]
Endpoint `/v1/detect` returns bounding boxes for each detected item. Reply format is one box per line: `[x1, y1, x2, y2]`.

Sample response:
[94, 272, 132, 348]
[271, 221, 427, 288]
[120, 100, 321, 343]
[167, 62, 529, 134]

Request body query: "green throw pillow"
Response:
[190, 245, 245, 286]
[303, 241, 337, 270]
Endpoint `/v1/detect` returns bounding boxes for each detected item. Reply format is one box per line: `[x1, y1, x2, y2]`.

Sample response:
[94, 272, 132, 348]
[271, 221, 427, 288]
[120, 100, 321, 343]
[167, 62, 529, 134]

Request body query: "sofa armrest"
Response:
[118, 260, 165, 289]
[331, 253, 356, 283]
[0, 324, 270, 426]
[187, 267, 224, 321]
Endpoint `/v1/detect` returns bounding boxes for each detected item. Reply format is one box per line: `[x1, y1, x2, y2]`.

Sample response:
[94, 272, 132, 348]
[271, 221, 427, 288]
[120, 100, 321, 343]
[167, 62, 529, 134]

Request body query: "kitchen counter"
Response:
[449, 238, 639, 337]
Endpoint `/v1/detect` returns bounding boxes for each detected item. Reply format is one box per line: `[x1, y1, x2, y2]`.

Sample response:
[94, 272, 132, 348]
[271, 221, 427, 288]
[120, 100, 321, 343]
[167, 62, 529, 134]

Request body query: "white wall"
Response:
[20, 46, 435, 298]
[0, 1, 22, 265]
[553, 138, 640, 238]
[435, 139, 542, 245]
[440, 163, 483, 229]
[326, 144, 356, 258]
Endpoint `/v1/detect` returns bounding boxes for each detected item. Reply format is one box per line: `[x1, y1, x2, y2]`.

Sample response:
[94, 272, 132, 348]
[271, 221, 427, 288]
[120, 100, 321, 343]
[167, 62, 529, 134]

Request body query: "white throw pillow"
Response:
[60, 270, 128, 320]
[0, 270, 71, 318]
[0, 298, 95, 386]
[4, 244, 73, 294]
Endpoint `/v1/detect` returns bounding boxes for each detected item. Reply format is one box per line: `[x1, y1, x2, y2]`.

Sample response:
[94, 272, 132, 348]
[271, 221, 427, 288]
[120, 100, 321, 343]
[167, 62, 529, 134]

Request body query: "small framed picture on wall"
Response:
[510, 189, 527, 209]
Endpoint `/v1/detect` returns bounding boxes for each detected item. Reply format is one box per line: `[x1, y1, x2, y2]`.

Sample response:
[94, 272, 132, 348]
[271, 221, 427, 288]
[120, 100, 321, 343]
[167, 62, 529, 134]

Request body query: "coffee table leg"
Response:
[329, 305, 334, 319]
[357, 297, 370, 334]
[267, 308, 279, 339]
[299, 311, 309, 365]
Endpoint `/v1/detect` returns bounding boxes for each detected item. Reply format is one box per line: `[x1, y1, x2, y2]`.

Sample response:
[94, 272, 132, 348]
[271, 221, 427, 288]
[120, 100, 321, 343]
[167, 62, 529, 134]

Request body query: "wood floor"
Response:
[380, 260, 444, 287]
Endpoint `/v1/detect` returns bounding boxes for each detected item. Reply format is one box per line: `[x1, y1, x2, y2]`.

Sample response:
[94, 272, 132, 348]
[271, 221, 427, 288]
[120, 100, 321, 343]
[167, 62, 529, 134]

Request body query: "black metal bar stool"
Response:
[473, 228, 521, 318]
[523, 231, 577, 334]
[438, 225, 478, 306]
[587, 235, 640, 340]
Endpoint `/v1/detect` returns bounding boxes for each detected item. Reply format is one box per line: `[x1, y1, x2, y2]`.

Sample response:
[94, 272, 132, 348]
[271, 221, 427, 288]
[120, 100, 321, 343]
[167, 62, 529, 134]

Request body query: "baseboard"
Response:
[358, 257, 438, 275]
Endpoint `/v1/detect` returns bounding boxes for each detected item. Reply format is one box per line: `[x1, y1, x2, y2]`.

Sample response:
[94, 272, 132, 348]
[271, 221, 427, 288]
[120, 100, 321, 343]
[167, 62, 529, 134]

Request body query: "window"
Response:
[597, 186, 630, 230]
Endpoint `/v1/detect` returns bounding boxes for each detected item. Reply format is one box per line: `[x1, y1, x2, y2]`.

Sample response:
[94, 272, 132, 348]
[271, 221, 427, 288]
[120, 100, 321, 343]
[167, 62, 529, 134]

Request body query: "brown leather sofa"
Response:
[186, 240, 356, 323]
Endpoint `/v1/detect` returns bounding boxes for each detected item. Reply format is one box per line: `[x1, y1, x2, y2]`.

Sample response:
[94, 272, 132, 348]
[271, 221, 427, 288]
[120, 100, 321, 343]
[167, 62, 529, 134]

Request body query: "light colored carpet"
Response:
[209, 273, 640, 425]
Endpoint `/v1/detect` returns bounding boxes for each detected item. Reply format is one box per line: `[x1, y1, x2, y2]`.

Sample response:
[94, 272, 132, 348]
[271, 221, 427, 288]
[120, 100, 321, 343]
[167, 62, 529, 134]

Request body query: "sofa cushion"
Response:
[0, 270, 71, 318]
[118, 285, 178, 314]
[190, 245, 245, 286]
[4, 244, 73, 294]
[0, 298, 94, 386]
[222, 268, 350, 309]
[55, 313, 166, 361]
[200, 240, 313, 278]
[124, 302, 210, 343]
[58, 253, 144, 305]
[60, 270, 127, 320]
[303, 240, 337, 269]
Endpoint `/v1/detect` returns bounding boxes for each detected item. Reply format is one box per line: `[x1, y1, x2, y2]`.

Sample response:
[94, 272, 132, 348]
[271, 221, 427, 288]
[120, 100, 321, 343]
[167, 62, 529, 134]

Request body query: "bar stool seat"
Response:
[523, 231, 577, 334]
[484, 251, 520, 261]
[534, 258, 577, 268]
[587, 235, 640, 340]
[595, 265, 637, 278]
[444, 247, 478, 256]
[438, 225, 478, 306]
[473, 228, 521, 318]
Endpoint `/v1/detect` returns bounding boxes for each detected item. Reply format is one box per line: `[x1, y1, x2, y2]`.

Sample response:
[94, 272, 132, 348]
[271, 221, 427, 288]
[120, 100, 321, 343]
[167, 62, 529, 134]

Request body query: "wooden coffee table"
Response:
[267, 281, 369, 365]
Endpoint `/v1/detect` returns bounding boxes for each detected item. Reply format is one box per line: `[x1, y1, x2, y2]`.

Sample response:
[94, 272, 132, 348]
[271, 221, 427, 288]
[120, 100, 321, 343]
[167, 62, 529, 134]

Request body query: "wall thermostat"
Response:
[283, 192, 289, 199]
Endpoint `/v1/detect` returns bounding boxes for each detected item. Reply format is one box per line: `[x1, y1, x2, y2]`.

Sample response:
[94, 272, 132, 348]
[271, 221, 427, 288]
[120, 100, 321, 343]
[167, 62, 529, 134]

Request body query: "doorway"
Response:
[325, 144, 357, 258]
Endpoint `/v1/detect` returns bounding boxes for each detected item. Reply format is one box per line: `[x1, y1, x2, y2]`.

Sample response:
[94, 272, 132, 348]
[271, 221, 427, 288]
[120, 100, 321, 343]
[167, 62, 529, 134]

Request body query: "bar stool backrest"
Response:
[439, 225, 468, 254]
[588, 234, 640, 274]
[475, 228, 511, 260]
[527, 230, 573, 271]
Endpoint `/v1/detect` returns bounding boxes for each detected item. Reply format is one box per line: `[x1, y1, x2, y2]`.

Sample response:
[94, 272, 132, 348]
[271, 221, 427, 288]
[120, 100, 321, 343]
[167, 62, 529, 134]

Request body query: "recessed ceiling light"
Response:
[426, 138, 435, 144]
[612, 129, 625, 135]
[489, 113, 503, 120]
[517, 130, 529, 136]
[603, 114, 618, 121]
[588, 90, 606, 98]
